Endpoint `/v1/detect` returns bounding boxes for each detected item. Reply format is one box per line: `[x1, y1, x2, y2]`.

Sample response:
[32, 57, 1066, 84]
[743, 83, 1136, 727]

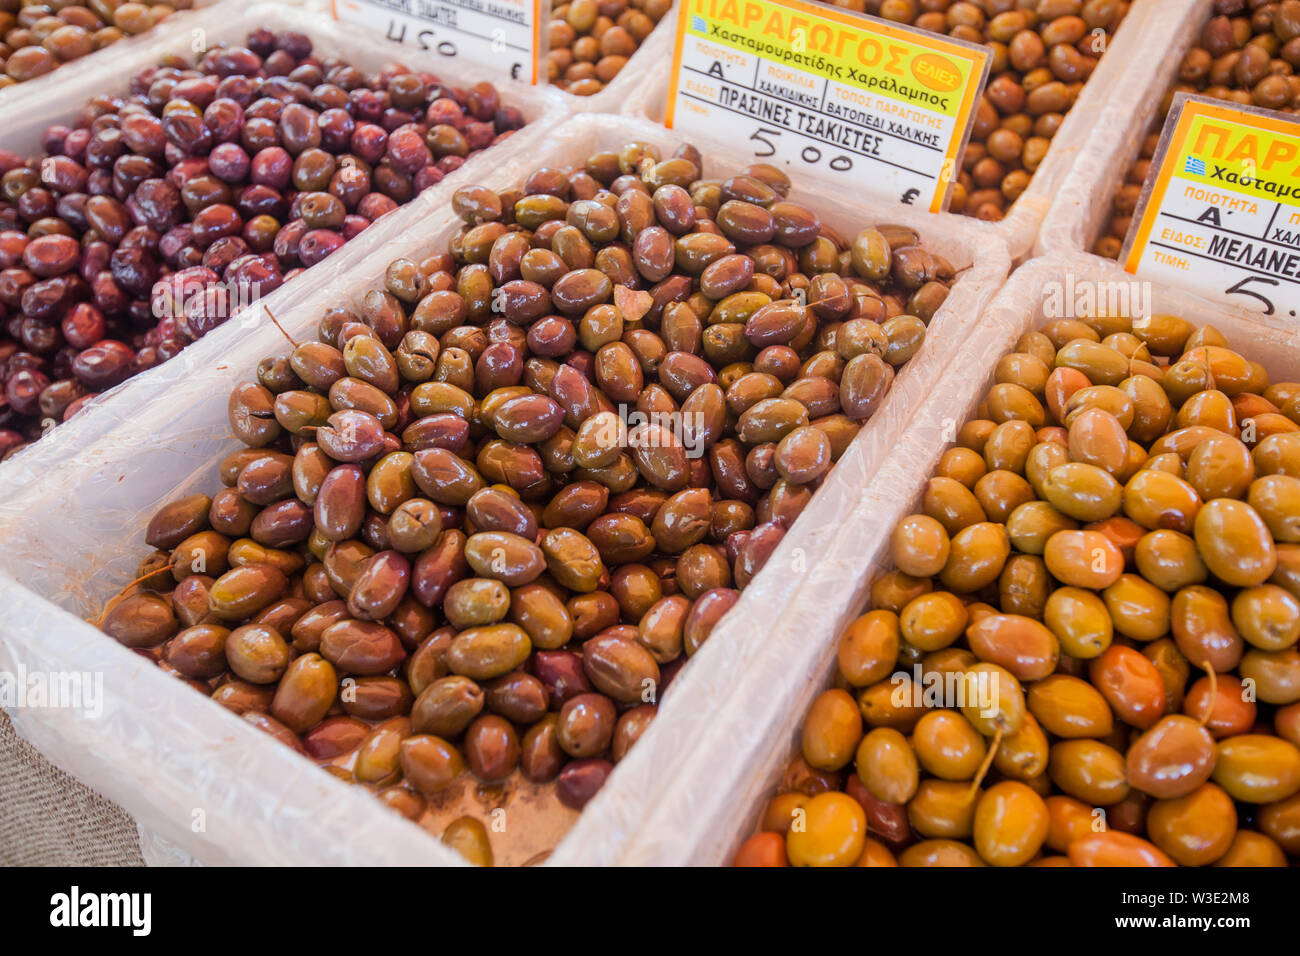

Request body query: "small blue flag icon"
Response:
[692, 14, 706, 31]
[1183, 156, 1206, 176]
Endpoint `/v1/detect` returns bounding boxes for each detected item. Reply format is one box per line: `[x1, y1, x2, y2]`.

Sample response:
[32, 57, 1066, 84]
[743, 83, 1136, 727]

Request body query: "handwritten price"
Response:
[748, 126, 853, 172]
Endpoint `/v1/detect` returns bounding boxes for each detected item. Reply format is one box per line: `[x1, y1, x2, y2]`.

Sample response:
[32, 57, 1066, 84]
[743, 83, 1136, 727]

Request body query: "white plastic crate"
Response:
[0, 112, 1009, 866]
[608, 249, 1300, 865]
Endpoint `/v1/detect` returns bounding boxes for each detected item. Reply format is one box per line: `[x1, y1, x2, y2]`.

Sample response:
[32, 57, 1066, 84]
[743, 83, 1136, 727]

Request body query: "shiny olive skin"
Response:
[104, 136, 959, 851]
[739, 313, 1300, 868]
[1, 34, 527, 444]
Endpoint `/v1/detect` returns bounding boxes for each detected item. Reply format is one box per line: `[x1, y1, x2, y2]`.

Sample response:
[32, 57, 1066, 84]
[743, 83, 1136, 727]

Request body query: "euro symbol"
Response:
[512, 63, 521, 79]
[901, 188, 920, 205]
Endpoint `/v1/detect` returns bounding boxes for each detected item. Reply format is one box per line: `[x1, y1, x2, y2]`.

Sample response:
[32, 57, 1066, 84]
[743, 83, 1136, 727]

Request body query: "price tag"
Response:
[332, 0, 545, 84]
[664, 0, 990, 212]
[1122, 93, 1300, 321]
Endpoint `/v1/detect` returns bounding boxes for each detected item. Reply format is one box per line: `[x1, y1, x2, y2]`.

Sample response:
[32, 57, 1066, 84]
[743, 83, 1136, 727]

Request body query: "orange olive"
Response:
[911, 710, 986, 781]
[960, 662, 1025, 737]
[836, 610, 900, 686]
[939, 521, 1010, 593]
[855, 727, 919, 804]
[973, 780, 1049, 866]
[1172, 585, 1244, 672]
[890, 514, 950, 577]
[1134, 530, 1207, 592]
[1213, 831, 1287, 867]
[1044, 794, 1100, 854]
[1125, 715, 1216, 800]
[965, 613, 1059, 681]
[785, 792, 867, 867]
[1049, 739, 1129, 806]
[1102, 574, 1170, 641]
[1182, 674, 1255, 739]
[1232, 584, 1300, 651]
[1043, 529, 1124, 589]
[760, 792, 808, 834]
[1068, 831, 1175, 867]
[992, 711, 1049, 781]
[1212, 734, 1300, 803]
[857, 675, 925, 732]
[1043, 586, 1112, 659]
[1122, 468, 1200, 532]
[854, 836, 899, 866]
[1143, 637, 1190, 715]
[900, 591, 968, 652]
[1146, 783, 1236, 866]
[1027, 674, 1113, 739]
[870, 570, 932, 614]
[1193, 499, 1277, 588]
[1088, 645, 1166, 730]
[732, 831, 789, 866]
[1258, 792, 1300, 855]
[1277, 702, 1300, 748]
[898, 839, 986, 867]
[801, 688, 863, 771]
[908, 779, 979, 839]
[1239, 647, 1300, 705]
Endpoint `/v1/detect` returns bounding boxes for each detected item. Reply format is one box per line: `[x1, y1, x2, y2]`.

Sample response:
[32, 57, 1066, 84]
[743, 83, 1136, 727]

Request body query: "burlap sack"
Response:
[0, 710, 142, 866]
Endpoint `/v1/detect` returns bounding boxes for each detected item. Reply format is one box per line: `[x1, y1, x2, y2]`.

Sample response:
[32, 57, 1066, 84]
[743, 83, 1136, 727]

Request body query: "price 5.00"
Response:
[749, 127, 853, 172]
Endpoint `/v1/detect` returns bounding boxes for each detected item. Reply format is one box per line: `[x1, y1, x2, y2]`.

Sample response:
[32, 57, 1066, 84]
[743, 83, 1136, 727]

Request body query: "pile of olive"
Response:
[734, 309, 1300, 866]
[1095, 0, 1300, 259]
[547, 0, 671, 95]
[95, 140, 952, 864]
[0, 29, 526, 457]
[0, 1, 184, 88]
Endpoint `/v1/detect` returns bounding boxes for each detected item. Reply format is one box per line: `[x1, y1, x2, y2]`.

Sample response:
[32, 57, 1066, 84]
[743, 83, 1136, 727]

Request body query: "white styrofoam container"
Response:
[0, 0, 567, 494]
[0, 112, 1008, 866]
[609, 250, 1300, 866]
[621, 0, 1162, 263]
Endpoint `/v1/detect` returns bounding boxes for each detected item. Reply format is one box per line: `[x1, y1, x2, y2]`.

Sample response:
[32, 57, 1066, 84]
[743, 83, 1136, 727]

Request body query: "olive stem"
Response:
[264, 307, 299, 349]
[967, 725, 1003, 803]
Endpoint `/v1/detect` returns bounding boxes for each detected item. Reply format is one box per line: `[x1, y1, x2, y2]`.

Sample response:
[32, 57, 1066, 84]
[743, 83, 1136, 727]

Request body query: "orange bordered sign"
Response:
[665, 0, 990, 212]
[1122, 92, 1300, 324]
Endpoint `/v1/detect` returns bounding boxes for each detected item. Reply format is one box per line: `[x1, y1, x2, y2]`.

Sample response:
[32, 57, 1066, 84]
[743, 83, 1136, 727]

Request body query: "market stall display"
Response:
[0, 2, 555, 457]
[0, 0, 1297, 871]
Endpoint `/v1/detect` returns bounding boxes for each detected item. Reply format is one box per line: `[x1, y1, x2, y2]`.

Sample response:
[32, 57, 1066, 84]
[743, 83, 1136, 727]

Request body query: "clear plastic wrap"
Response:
[0, 0, 567, 499]
[606, 250, 1300, 866]
[1035, 0, 1212, 256]
[0, 112, 1008, 867]
[620, 0, 1162, 263]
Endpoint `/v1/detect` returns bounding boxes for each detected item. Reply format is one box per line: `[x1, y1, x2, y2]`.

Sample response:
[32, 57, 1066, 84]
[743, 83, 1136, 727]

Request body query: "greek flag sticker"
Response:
[692, 14, 706, 31]
[1184, 156, 1206, 176]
